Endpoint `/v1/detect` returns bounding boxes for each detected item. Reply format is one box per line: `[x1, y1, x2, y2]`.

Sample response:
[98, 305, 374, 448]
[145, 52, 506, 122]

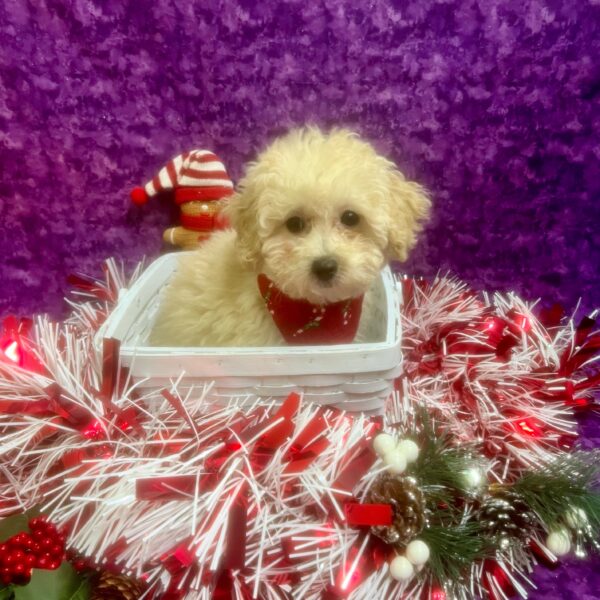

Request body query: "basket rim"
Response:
[97, 252, 402, 361]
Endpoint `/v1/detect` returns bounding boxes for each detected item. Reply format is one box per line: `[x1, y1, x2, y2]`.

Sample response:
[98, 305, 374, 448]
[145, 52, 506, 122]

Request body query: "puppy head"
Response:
[226, 127, 430, 304]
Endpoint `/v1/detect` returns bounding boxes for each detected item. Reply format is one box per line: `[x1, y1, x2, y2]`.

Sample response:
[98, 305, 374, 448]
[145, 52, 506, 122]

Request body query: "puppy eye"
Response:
[285, 216, 305, 234]
[341, 210, 360, 227]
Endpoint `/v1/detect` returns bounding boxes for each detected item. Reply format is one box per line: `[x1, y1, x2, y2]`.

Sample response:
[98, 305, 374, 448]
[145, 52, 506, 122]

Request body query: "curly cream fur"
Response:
[150, 127, 430, 347]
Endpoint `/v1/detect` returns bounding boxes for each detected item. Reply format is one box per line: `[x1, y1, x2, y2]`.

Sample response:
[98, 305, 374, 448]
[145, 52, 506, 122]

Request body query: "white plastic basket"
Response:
[96, 252, 403, 413]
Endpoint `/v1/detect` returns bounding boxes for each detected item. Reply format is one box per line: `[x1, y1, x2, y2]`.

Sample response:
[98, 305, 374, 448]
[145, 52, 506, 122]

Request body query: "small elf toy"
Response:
[130, 150, 233, 249]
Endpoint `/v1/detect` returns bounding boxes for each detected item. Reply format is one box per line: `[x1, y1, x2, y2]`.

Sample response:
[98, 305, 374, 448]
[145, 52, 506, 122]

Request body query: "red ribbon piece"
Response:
[222, 487, 247, 572]
[161, 389, 199, 435]
[538, 303, 564, 327]
[482, 560, 517, 599]
[258, 392, 301, 450]
[283, 437, 330, 475]
[99, 337, 121, 403]
[331, 446, 378, 502]
[102, 536, 130, 565]
[90, 338, 145, 437]
[0, 316, 45, 373]
[344, 503, 393, 527]
[288, 412, 328, 451]
[574, 316, 596, 348]
[560, 316, 600, 375]
[0, 399, 51, 415]
[67, 273, 113, 301]
[160, 538, 196, 575]
[529, 539, 560, 570]
[283, 411, 333, 475]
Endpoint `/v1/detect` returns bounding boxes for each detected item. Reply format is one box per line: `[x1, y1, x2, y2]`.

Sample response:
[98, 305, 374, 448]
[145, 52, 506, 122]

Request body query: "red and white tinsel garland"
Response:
[394, 276, 599, 477]
[0, 262, 598, 599]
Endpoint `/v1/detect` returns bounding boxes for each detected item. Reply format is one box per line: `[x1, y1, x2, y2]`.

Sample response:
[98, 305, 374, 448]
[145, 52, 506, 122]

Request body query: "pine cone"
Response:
[365, 474, 426, 547]
[479, 489, 537, 549]
[91, 570, 145, 600]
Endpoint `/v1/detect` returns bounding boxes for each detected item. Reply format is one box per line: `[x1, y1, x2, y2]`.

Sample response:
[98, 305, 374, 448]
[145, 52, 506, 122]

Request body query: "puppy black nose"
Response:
[311, 257, 338, 282]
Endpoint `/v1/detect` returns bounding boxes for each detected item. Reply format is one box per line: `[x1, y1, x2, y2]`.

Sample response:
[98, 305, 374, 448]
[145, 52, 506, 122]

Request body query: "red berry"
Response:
[12, 563, 29, 584]
[31, 542, 41, 553]
[1, 572, 12, 585]
[4, 553, 15, 565]
[73, 559, 87, 572]
[25, 554, 36, 567]
[41, 537, 54, 549]
[20, 537, 33, 550]
[21, 536, 34, 550]
[0, 544, 6, 552]
[35, 556, 49, 569]
[32, 528, 45, 540]
[13, 533, 28, 546]
[48, 560, 61, 570]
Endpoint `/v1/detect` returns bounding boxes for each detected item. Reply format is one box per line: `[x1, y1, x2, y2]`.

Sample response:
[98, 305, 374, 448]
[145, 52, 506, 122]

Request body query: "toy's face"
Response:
[229, 128, 430, 304]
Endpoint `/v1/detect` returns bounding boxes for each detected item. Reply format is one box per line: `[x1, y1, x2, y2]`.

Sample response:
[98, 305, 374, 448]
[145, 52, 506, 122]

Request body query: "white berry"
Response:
[546, 529, 571, 556]
[373, 433, 396, 456]
[397, 439, 420, 463]
[565, 507, 588, 528]
[383, 449, 407, 475]
[389, 555, 414, 581]
[406, 539, 430, 565]
[462, 467, 483, 489]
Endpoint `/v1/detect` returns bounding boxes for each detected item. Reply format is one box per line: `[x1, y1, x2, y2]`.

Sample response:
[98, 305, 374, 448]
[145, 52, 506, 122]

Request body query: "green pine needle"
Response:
[413, 445, 473, 500]
[408, 413, 481, 506]
[420, 522, 492, 583]
[512, 451, 600, 532]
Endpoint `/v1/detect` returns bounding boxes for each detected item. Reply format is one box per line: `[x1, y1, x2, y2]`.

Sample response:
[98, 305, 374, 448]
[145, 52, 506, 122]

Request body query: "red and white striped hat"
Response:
[130, 149, 234, 206]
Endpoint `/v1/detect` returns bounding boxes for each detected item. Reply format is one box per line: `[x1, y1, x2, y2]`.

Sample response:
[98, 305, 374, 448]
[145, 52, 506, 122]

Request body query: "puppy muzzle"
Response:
[311, 257, 338, 283]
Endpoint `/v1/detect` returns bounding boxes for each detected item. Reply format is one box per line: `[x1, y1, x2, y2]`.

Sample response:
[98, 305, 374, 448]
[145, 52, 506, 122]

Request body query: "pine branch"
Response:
[409, 413, 480, 506]
[420, 522, 493, 583]
[512, 451, 600, 531]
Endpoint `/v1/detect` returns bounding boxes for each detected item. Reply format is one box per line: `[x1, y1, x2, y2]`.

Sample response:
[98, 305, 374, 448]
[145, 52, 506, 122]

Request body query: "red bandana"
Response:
[257, 274, 364, 345]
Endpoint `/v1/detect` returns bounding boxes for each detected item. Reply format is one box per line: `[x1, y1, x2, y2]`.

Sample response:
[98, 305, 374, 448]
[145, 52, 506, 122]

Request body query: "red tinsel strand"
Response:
[396, 276, 600, 476]
[1, 264, 599, 598]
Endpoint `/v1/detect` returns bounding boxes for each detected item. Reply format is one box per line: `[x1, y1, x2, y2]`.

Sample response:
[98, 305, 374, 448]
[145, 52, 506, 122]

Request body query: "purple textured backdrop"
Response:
[0, 1, 599, 597]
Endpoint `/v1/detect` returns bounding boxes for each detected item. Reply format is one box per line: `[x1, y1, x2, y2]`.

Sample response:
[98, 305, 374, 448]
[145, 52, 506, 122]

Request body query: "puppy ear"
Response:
[223, 185, 262, 268]
[386, 170, 431, 262]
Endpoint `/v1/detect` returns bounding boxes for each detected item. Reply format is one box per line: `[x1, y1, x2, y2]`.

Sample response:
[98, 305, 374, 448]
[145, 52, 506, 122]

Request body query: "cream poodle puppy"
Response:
[150, 127, 430, 347]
